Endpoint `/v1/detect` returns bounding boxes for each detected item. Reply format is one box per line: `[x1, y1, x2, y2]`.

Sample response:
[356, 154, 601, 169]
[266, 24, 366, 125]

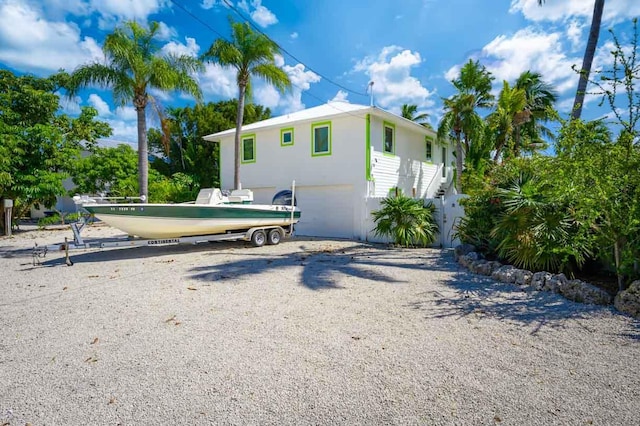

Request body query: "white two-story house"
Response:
[204, 101, 455, 240]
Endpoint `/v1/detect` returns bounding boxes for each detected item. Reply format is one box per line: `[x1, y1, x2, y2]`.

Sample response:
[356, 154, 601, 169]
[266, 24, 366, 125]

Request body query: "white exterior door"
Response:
[294, 185, 355, 238]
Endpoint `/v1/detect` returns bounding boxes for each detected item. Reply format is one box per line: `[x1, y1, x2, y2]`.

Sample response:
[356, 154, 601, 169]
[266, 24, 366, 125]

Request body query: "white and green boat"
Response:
[80, 188, 300, 240]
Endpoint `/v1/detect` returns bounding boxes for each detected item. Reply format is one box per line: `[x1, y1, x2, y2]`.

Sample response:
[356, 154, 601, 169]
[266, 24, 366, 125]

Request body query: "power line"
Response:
[218, 0, 368, 98]
[169, 0, 369, 119]
[168, 0, 229, 41]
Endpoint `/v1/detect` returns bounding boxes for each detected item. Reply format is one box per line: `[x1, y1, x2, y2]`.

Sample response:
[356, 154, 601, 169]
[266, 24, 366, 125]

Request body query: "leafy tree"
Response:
[514, 70, 558, 154]
[489, 81, 528, 161]
[372, 195, 439, 247]
[201, 19, 291, 189]
[67, 21, 203, 200]
[71, 144, 138, 195]
[148, 100, 271, 188]
[538, 0, 605, 119]
[0, 70, 111, 231]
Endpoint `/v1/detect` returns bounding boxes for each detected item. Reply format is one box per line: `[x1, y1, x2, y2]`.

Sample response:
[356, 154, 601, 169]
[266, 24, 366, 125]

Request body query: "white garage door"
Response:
[294, 185, 355, 239]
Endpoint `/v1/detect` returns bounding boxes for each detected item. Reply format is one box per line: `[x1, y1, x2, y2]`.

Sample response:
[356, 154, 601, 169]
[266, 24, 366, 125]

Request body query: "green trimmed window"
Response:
[425, 136, 433, 162]
[281, 128, 294, 146]
[311, 121, 331, 156]
[241, 134, 256, 163]
[383, 122, 395, 154]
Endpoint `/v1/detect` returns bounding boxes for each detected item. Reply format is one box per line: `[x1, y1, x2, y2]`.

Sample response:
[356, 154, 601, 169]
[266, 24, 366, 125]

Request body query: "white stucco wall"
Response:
[217, 114, 368, 239]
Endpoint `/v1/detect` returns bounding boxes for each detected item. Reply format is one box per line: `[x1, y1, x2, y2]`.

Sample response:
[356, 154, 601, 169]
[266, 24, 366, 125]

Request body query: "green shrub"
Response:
[372, 195, 439, 247]
[37, 212, 81, 228]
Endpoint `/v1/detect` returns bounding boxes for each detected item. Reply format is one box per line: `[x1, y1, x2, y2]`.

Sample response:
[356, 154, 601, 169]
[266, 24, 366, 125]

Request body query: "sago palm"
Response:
[67, 21, 203, 200]
[372, 195, 438, 247]
[201, 20, 291, 189]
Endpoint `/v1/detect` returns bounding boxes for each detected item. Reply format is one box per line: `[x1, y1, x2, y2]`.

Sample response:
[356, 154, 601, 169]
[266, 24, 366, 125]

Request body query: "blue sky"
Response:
[0, 0, 638, 144]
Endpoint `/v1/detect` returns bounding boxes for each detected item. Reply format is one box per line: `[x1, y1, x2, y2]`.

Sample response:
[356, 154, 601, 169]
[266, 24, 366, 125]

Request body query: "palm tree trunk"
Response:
[572, 0, 605, 120]
[455, 131, 463, 192]
[234, 84, 247, 190]
[136, 105, 149, 201]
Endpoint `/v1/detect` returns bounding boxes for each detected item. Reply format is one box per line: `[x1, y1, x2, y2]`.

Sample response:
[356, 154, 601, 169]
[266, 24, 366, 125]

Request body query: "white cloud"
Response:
[250, 0, 277, 27]
[201, 0, 219, 9]
[59, 94, 82, 115]
[199, 63, 238, 99]
[161, 37, 200, 57]
[88, 94, 111, 116]
[278, 63, 321, 113]
[330, 90, 349, 103]
[89, 0, 168, 21]
[290, 32, 298, 40]
[353, 46, 435, 110]
[478, 27, 580, 94]
[115, 105, 137, 121]
[566, 19, 585, 50]
[509, 0, 640, 23]
[0, 1, 103, 73]
[254, 85, 280, 109]
[156, 21, 177, 41]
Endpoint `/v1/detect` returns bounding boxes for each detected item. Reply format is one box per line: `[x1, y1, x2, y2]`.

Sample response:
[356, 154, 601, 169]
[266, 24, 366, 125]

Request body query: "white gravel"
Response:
[1, 225, 639, 425]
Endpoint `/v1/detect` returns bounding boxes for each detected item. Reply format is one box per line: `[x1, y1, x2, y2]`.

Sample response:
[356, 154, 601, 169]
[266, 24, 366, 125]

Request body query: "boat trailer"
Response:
[32, 215, 292, 267]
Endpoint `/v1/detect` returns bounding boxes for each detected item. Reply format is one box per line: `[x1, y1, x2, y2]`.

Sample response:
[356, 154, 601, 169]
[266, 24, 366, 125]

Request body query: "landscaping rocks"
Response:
[514, 269, 533, 286]
[531, 271, 552, 291]
[614, 280, 640, 318]
[454, 244, 476, 261]
[453, 244, 622, 312]
[491, 265, 517, 283]
[560, 279, 612, 306]
[543, 273, 568, 293]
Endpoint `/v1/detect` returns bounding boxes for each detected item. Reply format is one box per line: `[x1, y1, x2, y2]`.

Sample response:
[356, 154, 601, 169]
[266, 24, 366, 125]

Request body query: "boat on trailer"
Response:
[32, 185, 301, 266]
[80, 187, 300, 239]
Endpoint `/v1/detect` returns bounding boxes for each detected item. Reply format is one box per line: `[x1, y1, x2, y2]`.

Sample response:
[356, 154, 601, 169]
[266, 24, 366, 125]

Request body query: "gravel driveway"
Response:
[1, 226, 639, 425]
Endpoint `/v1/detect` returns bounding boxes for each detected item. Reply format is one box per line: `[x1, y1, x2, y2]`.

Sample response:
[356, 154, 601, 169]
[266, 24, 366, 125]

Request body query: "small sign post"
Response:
[3, 199, 13, 237]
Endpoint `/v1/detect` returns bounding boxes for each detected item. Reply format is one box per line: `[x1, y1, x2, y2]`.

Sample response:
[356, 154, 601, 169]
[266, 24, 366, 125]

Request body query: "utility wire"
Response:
[169, 0, 369, 120]
[218, 0, 368, 98]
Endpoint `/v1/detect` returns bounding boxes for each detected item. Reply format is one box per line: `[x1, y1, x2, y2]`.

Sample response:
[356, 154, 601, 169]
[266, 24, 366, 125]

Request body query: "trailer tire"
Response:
[251, 230, 266, 247]
[267, 229, 282, 245]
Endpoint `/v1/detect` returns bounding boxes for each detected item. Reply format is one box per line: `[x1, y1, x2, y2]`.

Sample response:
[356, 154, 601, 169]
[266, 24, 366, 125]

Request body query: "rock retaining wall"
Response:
[453, 245, 628, 312]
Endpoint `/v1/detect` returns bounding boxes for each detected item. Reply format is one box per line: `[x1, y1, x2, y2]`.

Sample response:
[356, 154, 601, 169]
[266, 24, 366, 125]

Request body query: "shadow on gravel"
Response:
[187, 244, 450, 290]
[407, 252, 615, 334]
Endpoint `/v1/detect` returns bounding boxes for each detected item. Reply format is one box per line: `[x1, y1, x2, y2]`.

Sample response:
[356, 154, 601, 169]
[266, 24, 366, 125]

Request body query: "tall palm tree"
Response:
[489, 81, 528, 161]
[67, 21, 203, 200]
[401, 104, 431, 127]
[201, 20, 291, 189]
[538, 0, 605, 119]
[437, 60, 494, 192]
[514, 70, 558, 154]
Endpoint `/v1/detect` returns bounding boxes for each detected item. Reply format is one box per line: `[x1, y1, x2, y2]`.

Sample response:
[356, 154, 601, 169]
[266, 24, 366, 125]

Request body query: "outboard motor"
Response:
[272, 190, 296, 206]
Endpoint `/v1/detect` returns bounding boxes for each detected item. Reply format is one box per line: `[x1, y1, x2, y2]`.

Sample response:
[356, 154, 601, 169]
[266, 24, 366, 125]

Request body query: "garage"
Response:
[294, 185, 355, 239]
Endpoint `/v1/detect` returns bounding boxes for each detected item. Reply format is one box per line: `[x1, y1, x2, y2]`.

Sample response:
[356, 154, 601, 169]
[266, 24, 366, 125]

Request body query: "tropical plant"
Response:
[148, 100, 272, 188]
[488, 81, 529, 161]
[438, 60, 494, 192]
[537, 0, 605, 119]
[201, 19, 291, 189]
[372, 195, 439, 247]
[401, 103, 431, 127]
[66, 21, 203, 200]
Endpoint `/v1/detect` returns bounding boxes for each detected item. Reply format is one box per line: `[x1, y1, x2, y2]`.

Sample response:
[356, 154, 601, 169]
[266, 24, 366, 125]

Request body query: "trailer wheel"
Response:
[251, 230, 266, 247]
[267, 229, 282, 245]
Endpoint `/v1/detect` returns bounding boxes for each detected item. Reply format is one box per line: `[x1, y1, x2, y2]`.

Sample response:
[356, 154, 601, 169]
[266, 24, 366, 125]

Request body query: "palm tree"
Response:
[437, 60, 494, 192]
[489, 81, 529, 161]
[538, 0, 605, 119]
[514, 70, 558, 155]
[201, 20, 291, 189]
[67, 21, 203, 200]
[401, 104, 431, 127]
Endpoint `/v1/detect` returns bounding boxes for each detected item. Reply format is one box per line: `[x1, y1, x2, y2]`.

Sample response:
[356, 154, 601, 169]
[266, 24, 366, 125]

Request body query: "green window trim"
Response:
[425, 135, 434, 162]
[365, 114, 372, 181]
[383, 121, 396, 155]
[241, 133, 256, 164]
[311, 121, 332, 157]
[280, 127, 294, 147]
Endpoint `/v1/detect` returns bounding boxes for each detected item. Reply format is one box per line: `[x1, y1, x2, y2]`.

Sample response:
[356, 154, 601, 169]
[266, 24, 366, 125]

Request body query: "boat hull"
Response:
[83, 203, 301, 239]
